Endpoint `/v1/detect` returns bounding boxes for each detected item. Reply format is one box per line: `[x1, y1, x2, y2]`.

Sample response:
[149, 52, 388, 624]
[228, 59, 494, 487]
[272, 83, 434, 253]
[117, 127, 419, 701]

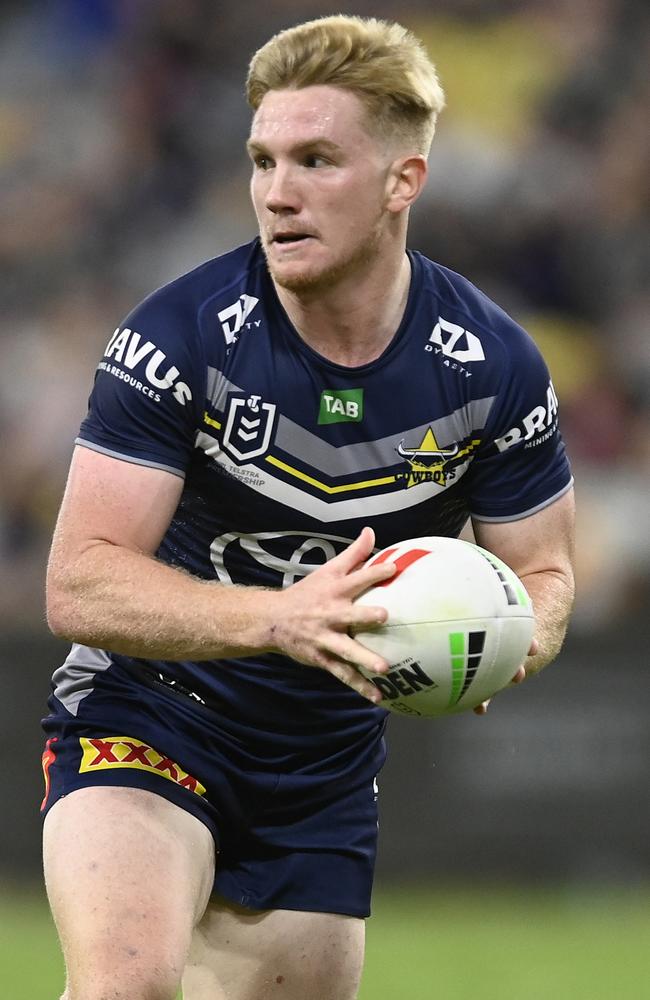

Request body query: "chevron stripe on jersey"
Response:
[70, 238, 572, 744]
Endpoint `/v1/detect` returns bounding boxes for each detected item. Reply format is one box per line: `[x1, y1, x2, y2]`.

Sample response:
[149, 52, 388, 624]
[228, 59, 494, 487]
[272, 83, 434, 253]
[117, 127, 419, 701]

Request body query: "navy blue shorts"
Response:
[40, 662, 386, 918]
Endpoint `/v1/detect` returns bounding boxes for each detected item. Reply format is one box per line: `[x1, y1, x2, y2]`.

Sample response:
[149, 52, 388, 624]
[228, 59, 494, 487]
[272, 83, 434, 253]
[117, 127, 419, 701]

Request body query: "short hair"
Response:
[246, 15, 445, 156]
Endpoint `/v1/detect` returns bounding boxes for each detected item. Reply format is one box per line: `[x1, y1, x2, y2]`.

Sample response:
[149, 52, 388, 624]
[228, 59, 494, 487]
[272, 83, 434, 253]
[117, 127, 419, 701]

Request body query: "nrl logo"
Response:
[395, 427, 462, 489]
[222, 393, 277, 463]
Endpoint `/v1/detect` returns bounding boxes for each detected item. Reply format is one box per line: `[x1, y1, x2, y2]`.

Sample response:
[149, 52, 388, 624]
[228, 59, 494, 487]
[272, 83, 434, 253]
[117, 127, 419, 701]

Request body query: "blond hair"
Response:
[246, 15, 445, 156]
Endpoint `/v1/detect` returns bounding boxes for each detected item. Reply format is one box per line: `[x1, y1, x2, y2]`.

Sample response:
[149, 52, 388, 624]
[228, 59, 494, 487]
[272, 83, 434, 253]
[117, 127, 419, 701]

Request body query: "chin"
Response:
[265, 242, 378, 296]
[264, 248, 332, 294]
[270, 265, 330, 294]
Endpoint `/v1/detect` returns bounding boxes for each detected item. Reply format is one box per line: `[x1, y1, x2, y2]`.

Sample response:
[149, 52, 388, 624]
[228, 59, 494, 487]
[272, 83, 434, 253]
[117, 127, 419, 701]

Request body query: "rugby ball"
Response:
[353, 536, 534, 717]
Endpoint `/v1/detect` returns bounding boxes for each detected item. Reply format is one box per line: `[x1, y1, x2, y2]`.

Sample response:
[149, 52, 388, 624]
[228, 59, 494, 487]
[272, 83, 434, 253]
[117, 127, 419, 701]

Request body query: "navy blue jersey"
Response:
[51, 238, 572, 756]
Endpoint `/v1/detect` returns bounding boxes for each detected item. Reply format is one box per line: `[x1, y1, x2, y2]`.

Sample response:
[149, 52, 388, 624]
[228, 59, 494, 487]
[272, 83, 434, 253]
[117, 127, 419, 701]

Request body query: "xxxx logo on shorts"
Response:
[78, 736, 206, 796]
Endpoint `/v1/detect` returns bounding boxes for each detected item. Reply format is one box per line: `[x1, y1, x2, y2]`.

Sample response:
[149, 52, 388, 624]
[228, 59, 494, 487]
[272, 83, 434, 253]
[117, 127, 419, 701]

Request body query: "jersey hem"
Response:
[469, 477, 573, 523]
[39, 771, 221, 848]
[75, 438, 186, 478]
[214, 877, 371, 919]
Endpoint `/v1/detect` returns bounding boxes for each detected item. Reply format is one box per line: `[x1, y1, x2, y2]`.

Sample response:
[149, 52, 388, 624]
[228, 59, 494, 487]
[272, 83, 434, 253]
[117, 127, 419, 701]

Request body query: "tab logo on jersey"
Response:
[318, 388, 364, 425]
[222, 393, 277, 462]
[103, 327, 192, 405]
[78, 736, 206, 796]
[217, 294, 260, 345]
[428, 316, 485, 363]
[494, 380, 559, 452]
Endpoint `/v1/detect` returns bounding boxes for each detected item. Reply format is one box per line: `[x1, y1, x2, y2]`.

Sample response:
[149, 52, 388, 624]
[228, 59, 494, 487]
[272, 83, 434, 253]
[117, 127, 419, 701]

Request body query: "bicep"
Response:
[472, 487, 575, 580]
[51, 444, 185, 560]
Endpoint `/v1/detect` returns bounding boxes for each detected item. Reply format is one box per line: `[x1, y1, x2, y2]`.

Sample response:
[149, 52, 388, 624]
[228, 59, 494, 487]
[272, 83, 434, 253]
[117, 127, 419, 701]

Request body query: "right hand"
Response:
[266, 526, 396, 703]
[472, 638, 538, 715]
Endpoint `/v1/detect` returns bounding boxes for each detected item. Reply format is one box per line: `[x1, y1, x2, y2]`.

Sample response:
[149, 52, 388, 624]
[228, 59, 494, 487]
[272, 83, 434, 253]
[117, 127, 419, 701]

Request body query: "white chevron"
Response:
[240, 416, 260, 430]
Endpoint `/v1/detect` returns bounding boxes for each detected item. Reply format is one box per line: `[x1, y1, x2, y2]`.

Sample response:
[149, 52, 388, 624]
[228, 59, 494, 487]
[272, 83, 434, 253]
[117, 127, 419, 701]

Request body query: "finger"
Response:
[505, 664, 527, 689]
[322, 656, 384, 704]
[473, 699, 490, 715]
[331, 526, 377, 574]
[344, 559, 397, 596]
[329, 631, 390, 677]
[528, 637, 539, 657]
[347, 604, 389, 631]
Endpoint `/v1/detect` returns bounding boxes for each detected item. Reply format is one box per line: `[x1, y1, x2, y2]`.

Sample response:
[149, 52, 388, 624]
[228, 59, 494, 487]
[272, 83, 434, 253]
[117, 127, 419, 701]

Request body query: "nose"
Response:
[264, 163, 300, 215]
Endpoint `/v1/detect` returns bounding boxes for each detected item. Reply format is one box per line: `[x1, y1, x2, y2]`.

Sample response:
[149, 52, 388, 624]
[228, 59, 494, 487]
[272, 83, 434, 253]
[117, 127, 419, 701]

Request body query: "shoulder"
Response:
[414, 252, 540, 376]
[411, 253, 562, 450]
[90, 240, 266, 439]
[103, 238, 267, 393]
[124, 238, 265, 333]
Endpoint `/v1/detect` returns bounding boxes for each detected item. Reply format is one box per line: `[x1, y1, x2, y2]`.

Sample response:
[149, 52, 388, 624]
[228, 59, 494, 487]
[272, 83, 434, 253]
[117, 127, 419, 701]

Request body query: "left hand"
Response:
[473, 637, 539, 716]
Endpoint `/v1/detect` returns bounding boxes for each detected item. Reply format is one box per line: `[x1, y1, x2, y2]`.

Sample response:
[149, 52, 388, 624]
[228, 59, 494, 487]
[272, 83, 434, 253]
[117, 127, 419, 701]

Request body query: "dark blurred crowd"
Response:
[1, 0, 648, 630]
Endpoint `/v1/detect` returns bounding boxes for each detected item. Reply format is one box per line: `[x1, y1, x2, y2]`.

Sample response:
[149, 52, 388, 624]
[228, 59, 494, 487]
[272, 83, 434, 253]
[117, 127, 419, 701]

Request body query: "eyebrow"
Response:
[246, 138, 344, 158]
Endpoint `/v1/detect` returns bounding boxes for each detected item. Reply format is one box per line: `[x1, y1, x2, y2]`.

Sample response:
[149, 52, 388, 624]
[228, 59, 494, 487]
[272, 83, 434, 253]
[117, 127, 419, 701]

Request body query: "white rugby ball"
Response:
[353, 536, 534, 717]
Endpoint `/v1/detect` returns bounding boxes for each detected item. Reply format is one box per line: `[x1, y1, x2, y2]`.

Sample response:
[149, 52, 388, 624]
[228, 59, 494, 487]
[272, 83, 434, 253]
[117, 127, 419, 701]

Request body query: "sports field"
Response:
[3, 882, 648, 999]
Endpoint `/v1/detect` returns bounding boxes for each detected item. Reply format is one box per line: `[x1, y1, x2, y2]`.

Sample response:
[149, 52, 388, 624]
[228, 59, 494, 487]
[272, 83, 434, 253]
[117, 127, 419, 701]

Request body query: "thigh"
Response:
[183, 896, 365, 1000]
[44, 785, 215, 1000]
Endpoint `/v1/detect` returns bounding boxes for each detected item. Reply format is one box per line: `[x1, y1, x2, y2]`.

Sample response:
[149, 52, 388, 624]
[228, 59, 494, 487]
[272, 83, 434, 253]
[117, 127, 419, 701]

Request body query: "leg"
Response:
[183, 896, 365, 1000]
[43, 786, 215, 1000]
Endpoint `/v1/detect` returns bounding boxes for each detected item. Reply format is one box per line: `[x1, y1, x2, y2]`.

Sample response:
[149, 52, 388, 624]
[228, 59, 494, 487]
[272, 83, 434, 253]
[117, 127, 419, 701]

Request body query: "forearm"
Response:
[520, 569, 575, 675]
[46, 542, 280, 660]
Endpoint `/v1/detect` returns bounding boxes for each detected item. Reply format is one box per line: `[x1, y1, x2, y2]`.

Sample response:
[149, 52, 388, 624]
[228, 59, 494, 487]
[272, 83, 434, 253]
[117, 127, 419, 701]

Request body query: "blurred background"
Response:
[1, 1, 649, 997]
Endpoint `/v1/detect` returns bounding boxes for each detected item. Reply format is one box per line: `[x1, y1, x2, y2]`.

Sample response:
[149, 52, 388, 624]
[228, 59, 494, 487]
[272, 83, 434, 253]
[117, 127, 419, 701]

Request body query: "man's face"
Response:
[248, 85, 395, 294]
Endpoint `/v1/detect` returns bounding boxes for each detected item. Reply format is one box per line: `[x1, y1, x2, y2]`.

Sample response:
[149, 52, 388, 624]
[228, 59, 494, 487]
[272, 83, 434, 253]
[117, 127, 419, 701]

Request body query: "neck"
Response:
[274, 249, 412, 367]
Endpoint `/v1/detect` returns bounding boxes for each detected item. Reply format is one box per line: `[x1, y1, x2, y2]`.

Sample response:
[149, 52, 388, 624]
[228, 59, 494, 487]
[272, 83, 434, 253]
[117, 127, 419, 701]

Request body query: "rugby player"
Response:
[41, 15, 575, 1000]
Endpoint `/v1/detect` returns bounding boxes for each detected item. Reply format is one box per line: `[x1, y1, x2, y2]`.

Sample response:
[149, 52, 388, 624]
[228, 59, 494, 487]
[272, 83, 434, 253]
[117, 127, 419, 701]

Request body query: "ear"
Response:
[385, 155, 428, 214]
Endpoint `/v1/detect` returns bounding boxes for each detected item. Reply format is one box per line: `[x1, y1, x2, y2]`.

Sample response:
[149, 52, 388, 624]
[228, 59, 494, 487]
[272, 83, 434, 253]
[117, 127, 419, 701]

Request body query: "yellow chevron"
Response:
[265, 455, 395, 494]
[203, 413, 478, 495]
[203, 411, 222, 430]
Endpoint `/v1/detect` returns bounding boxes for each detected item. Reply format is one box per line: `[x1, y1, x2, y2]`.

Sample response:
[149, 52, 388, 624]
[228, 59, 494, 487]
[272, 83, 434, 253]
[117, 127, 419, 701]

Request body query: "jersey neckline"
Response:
[259, 242, 424, 375]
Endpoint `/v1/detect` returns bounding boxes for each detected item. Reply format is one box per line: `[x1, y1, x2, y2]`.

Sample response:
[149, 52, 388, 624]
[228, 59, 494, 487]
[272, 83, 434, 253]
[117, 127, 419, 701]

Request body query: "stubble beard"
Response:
[264, 223, 384, 297]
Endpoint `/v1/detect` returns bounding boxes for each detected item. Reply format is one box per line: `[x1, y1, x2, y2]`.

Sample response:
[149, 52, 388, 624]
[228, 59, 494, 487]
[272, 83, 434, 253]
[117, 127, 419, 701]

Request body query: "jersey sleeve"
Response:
[467, 323, 573, 521]
[76, 285, 206, 477]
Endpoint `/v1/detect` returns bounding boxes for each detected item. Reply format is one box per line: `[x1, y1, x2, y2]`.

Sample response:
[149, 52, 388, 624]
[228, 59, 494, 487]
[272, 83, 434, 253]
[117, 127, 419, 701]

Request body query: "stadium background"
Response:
[1, 1, 648, 996]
